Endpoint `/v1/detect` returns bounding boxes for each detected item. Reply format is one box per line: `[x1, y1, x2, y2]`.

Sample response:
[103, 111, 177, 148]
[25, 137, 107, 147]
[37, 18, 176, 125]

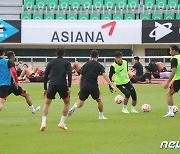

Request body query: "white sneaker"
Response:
[32, 106, 41, 114]
[131, 109, 139, 113]
[163, 113, 174, 117]
[68, 107, 76, 116]
[99, 116, 107, 120]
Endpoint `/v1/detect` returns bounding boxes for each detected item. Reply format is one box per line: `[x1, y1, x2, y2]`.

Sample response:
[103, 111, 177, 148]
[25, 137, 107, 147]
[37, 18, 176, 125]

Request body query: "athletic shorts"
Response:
[170, 79, 180, 92]
[0, 85, 9, 100]
[8, 84, 26, 96]
[47, 85, 70, 99]
[79, 85, 100, 101]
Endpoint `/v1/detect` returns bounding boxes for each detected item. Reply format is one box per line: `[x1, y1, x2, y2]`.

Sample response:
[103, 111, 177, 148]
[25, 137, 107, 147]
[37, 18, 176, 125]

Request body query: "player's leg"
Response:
[40, 85, 55, 131]
[0, 86, 9, 111]
[0, 98, 5, 111]
[18, 68, 31, 80]
[68, 86, 88, 116]
[116, 85, 131, 113]
[126, 82, 138, 113]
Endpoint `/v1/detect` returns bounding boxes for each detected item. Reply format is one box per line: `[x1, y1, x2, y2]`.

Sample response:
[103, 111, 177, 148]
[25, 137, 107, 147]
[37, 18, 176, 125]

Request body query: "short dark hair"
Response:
[134, 56, 139, 61]
[114, 51, 123, 57]
[23, 64, 28, 68]
[170, 45, 179, 52]
[145, 66, 151, 72]
[90, 49, 99, 58]
[56, 48, 65, 57]
[0, 46, 5, 56]
[7, 51, 15, 59]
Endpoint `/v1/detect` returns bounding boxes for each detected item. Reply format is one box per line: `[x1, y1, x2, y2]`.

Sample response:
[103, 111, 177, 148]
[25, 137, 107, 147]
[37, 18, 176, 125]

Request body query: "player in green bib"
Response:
[109, 51, 138, 113]
[164, 45, 180, 117]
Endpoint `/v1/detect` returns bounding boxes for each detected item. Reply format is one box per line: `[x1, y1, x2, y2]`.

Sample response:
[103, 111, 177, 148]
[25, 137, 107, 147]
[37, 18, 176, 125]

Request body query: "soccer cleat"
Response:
[58, 124, 67, 130]
[163, 113, 174, 117]
[122, 108, 130, 114]
[32, 106, 41, 114]
[131, 109, 139, 113]
[68, 108, 75, 116]
[40, 125, 46, 131]
[99, 116, 107, 120]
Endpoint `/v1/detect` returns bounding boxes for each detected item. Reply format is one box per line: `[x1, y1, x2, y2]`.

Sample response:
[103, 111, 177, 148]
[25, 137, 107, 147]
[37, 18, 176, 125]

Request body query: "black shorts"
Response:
[170, 79, 180, 92]
[47, 85, 69, 99]
[0, 85, 9, 99]
[79, 85, 100, 101]
[8, 84, 26, 96]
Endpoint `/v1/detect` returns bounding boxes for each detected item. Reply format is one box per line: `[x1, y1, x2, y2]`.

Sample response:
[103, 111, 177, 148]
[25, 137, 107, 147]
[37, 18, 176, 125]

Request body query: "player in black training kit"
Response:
[68, 49, 115, 120]
[40, 48, 72, 131]
[7, 51, 40, 114]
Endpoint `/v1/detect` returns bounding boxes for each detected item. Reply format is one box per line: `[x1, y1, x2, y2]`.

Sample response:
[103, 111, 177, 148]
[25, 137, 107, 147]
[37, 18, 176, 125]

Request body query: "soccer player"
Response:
[40, 48, 72, 131]
[0, 46, 18, 111]
[129, 56, 143, 78]
[7, 51, 40, 114]
[109, 51, 138, 113]
[163, 45, 180, 117]
[68, 49, 115, 119]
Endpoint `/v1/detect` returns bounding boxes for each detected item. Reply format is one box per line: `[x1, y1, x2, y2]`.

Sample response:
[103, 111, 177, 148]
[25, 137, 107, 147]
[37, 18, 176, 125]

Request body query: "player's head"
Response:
[23, 64, 28, 68]
[56, 48, 65, 58]
[0, 46, 5, 57]
[114, 51, 123, 63]
[134, 56, 139, 63]
[145, 66, 151, 73]
[90, 49, 99, 59]
[170, 45, 179, 56]
[7, 51, 15, 62]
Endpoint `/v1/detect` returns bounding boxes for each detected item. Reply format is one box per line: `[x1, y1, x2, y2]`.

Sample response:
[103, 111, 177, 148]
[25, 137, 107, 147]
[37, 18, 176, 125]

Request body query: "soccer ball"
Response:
[114, 95, 124, 104]
[173, 106, 179, 114]
[142, 104, 151, 112]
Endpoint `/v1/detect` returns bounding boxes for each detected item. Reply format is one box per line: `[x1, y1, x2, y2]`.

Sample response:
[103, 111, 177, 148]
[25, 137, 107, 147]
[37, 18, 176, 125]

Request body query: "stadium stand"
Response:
[0, 0, 179, 20]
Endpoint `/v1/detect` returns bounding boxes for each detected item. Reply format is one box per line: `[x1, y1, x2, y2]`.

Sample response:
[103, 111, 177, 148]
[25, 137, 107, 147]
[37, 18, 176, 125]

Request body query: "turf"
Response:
[0, 83, 180, 154]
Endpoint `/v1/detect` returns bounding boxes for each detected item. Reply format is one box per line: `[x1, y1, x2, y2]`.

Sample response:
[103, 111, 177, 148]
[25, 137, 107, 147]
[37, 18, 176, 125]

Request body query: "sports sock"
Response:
[123, 105, 127, 109]
[30, 105, 35, 111]
[41, 116, 47, 126]
[59, 116, 66, 126]
[168, 106, 173, 114]
[131, 105, 136, 110]
[99, 112, 104, 118]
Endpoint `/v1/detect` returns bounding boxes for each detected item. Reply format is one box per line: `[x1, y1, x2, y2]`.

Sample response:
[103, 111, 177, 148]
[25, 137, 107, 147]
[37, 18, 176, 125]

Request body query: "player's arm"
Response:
[8, 61, 18, 85]
[108, 65, 115, 91]
[164, 58, 177, 89]
[43, 63, 50, 93]
[67, 62, 72, 91]
[102, 73, 115, 92]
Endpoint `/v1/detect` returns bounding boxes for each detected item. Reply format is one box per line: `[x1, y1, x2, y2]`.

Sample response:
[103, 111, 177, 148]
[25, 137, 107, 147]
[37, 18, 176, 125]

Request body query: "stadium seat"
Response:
[59, 0, 70, 10]
[140, 13, 151, 20]
[78, 14, 89, 20]
[21, 13, 32, 19]
[36, 0, 46, 10]
[113, 14, 123, 20]
[70, 0, 81, 10]
[152, 13, 163, 20]
[116, 0, 127, 10]
[156, 0, 167, 10]
[67, 14, 77, 20]
[144, 0, 155, 10]
[47, 0, 58, 11]
[176, 13, 180, 19]
[167, 0, 178, 10]
[124, 14, 135, 20]
[164, 13, 175, 19]
[104, 0, 115, 10]
[81, 0, 92, 10]
[55, 14, 66, 19]
[93, 0, 103, 10]
[101, 14, 112, 20]
[90, 14, 100, 20]
[33, 13, 43, 19]
[24, 0, 35, 11]
[128, 0, 139, 10]
[44, 14, 55, 20]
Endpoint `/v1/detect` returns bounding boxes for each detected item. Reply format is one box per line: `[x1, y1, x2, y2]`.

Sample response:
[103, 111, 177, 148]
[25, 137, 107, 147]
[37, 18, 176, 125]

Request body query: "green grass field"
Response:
[0, 83, 180, 154]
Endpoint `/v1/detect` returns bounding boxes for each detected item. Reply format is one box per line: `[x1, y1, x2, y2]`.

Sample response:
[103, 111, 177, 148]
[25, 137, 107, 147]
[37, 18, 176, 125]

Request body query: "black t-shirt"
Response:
[133, 62, 143, 77]
[138, 73, 151, 82]
[81, 60, 105, 87]
[171, 58, 177, 69]
[44, 58, 72, 90]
